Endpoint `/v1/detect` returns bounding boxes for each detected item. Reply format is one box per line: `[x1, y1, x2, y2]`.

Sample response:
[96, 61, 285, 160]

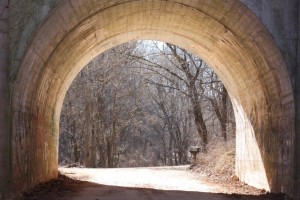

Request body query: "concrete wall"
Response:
[0, 0, 299, 199]
[9, 0, 60, 81]
[8, 0, 299, 85]
[241, 0, 298, 82]
[241, 1, 299, 198]
[0, 0, 10, 199]
[297, 1, 300, 198]
[294, 1, 300, 199]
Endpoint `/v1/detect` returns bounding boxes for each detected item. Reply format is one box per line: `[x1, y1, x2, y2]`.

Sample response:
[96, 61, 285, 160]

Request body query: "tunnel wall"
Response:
[0, 0, 298, 199]
[297, 2, 300, 198]
[7, 1, 299, 91]
[294, 1, 300, 199]
[241, 1, 299, 198]
[0, 0, 10, 199]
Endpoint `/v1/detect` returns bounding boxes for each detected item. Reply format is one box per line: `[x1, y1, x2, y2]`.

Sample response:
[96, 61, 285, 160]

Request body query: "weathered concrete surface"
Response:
[241, 1, 299, 198]
[9, 0, 60, 80]
[294, 1, 300, 199]
[241, 1, 300, 199]
[241, 0, 298, 76]
[0, 0, 299, 199]
[0, 0, 10, 199]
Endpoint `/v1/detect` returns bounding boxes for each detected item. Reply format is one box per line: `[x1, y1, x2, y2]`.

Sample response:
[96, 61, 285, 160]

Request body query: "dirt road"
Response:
[22, 166, 285, 200]
[60, 166, 219, 192]
[59, 166, 227, 200]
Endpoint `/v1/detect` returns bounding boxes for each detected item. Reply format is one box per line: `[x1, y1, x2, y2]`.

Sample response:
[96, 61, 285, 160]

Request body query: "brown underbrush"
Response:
[195, 138, 235, 180]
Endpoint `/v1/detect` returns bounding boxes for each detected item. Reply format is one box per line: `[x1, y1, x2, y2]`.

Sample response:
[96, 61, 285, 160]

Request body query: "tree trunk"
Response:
[73, 142, 80, 163]
[106, 138, 114, 168]
[166, 43, 208, 151]
[190, 85, 208, 151]
[221, 86, 228, 141]
[90, 126, 97, 167]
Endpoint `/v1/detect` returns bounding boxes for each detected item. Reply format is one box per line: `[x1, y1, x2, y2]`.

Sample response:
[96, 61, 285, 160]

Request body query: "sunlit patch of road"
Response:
[59, 166, 220, 193]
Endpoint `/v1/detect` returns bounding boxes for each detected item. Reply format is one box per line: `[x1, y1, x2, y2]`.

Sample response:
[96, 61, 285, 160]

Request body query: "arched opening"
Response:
[58, 40, 236, 169]
[12, 0, 294, 196]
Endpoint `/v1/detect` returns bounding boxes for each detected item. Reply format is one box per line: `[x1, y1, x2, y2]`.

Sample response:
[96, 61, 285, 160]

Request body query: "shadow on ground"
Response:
[21, 174, 286, 200]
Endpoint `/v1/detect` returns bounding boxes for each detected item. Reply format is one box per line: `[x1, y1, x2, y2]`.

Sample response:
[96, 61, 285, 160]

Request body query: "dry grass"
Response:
[191, 138, 286, 196]
[196, 138, 235, 179]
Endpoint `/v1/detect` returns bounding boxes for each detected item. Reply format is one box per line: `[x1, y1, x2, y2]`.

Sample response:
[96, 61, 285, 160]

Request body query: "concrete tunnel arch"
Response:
[12, 0, 295, 196]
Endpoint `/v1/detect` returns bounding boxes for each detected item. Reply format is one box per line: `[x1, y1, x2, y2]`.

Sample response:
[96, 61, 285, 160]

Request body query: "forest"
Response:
[59, 41, 236, 168]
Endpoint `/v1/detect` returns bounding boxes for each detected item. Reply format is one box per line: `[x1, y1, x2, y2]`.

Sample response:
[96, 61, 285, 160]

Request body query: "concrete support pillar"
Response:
[0, 1, 11, 199]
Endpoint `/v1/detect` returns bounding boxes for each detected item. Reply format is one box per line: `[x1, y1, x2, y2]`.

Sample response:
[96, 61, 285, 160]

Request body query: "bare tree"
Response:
[59, 40, 235, 167]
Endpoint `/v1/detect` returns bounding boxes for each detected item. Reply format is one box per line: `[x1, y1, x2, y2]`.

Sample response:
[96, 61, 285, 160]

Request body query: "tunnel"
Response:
[10, 0, 295, 198]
